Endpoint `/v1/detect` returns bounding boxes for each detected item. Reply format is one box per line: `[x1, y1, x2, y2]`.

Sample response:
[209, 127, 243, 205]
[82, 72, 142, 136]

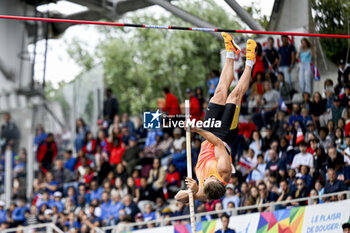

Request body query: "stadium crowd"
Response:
[0, 36, 350, 232]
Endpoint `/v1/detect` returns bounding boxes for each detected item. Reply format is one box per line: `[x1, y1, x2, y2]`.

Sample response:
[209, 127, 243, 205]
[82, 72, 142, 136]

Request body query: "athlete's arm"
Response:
[175, 184, 207, 203]
[192, 127, 232, 179]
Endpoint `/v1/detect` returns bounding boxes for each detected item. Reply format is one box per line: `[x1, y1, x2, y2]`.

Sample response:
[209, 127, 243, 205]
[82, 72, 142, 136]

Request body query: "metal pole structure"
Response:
[185, 100, 196, 233]
[147, 0, 220, 38]
[26, 124, 34, 201]
[224, 0, 265, 31]
[5, 147, 12, 208]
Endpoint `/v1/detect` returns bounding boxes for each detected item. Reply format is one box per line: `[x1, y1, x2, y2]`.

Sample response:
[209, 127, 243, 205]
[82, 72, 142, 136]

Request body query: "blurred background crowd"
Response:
[0, 36, 350, 232]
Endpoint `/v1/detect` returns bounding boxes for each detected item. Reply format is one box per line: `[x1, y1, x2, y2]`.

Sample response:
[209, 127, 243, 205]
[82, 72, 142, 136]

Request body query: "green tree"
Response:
[66, 0, 241, 114]
[311, 0, 350, 62]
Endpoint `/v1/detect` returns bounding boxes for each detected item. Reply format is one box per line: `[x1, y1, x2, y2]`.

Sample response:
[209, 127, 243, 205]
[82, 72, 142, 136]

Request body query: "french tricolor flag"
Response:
[296, 127, 305, 145]
[238, 156, 255, 174]
[279, 97, 291, 113]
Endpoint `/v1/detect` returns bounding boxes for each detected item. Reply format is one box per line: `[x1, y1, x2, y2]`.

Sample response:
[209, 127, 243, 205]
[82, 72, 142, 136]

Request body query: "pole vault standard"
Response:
[185, 100, 196, 233]
[1, 15, 350, 38]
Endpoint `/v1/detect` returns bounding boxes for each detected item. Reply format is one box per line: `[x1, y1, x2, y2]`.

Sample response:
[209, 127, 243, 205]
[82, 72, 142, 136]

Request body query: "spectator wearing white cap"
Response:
[44, 209, 53, 222]
[222, 184, 240, 209]
[171, 128, 185, 153]
[52, 191, 64, 213]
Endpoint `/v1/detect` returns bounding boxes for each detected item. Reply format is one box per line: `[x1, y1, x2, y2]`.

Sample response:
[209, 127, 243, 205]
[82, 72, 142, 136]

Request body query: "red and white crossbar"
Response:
[0, 15, 349, 38]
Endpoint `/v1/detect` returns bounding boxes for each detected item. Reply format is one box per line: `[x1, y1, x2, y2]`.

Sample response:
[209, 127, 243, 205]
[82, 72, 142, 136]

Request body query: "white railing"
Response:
[2, 223, 64, 233]
[3, 190, 350, 233]
[101, 190, 350, 231]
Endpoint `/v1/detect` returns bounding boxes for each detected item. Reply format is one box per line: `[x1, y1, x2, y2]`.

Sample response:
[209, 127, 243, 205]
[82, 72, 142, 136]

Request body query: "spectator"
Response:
[327, 146, 344, 169]
[0, 112, 20, 154]
[90, 180, 103, 201]
[277, 72, 292, 101]
[186, 88, 202, 121]
[289, 104, 303, 126]
[290, 178, 309, 206]
[257, 182, 278, 210]
[310, 92, 326, 124]
[63, 150, 76, 173]
[263, 37, 279, 72]
[121, 124, 132, 146]
[147, 158, 166, 198]
[142, 203, 156, 222]
[139, 177, 155, 203]
[252, 81, 280, 128]
[75, 119, 90, 152]
[126, 177, 140, 202]
[82, 132, 97, 160]
[34, 125, 47, 151]
[319, 127, 332, 152]
[337, 59, 350, 89]
[215, 213, 236, 233]
[122, 113, 135, 134]
[195, 87, 205, 111]
[334, 160, 350, 188]
[291, 141, 313, 172]
[36, 133, 57, 173]
[301, 108, 312, 128]
[100, 192, 111, 222]
[324, 168, 346, 200]
[266, 149, 286, 178]
[12, 198, 28, 225]
[112, 177, 128, 200]
[0, 201, 5, 224]
[162, 87, 181, 116]
[252, 43, 265, 80]
[135, 116, 147, 139]
[110, 138, 125, 166]
[122, 136, 141, 175]
[52, 191, 64, 213]
[51, 160, 75, 189]
[278, 35, 296, 86]
[122, 195, 140, 219]
[103, 88, 119, 123]
[207, 70, 220, 99]
[165, 163, 181, 198]
[276, 180, 292, 209]
[222, 184, 240, 209]
[342, 223, 350, 233]
[249, 130, 262, 156]
[332, 96, 346, 126]
[248, 154, 266, 182]
[296, 38, 313, 94]
[249, 72, 265, 113]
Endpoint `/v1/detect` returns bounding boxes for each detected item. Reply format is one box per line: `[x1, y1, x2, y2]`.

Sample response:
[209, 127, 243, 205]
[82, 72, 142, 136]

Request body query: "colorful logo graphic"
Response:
[256, 207, 305, 233]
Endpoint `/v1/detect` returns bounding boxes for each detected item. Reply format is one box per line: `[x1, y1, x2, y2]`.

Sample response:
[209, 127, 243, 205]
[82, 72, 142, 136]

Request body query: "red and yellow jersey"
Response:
[195, 140, 231, 187]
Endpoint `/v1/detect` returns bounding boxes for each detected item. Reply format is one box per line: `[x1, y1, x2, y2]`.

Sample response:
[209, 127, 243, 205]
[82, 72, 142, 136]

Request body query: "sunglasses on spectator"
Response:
[297, 183, 304, 186]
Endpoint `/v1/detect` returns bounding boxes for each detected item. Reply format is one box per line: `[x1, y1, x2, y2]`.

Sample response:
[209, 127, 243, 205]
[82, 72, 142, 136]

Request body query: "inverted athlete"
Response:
[175, 33, 257, 202]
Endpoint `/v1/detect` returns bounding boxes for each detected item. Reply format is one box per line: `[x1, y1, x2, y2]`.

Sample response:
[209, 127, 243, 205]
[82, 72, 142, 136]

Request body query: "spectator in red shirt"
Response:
[162, 87, 181, 116]
[110, 138, 125, 166]
[82, 132, 97, 160]
[37, 133, 57, 173]
[165, 163, 181, 198]
[186, 88, 202, 121]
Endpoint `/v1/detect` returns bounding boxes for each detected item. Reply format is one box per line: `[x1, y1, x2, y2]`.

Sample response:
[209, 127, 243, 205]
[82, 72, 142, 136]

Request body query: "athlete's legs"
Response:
[210, 59, 235, 105]
[209, 33, 241, 106]
[227, 39, 257, 107]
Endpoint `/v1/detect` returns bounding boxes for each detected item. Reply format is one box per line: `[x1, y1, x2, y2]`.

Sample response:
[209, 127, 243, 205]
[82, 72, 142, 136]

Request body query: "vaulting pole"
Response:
[185, 100, 196, 233]
[0, 15, 350, 38]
